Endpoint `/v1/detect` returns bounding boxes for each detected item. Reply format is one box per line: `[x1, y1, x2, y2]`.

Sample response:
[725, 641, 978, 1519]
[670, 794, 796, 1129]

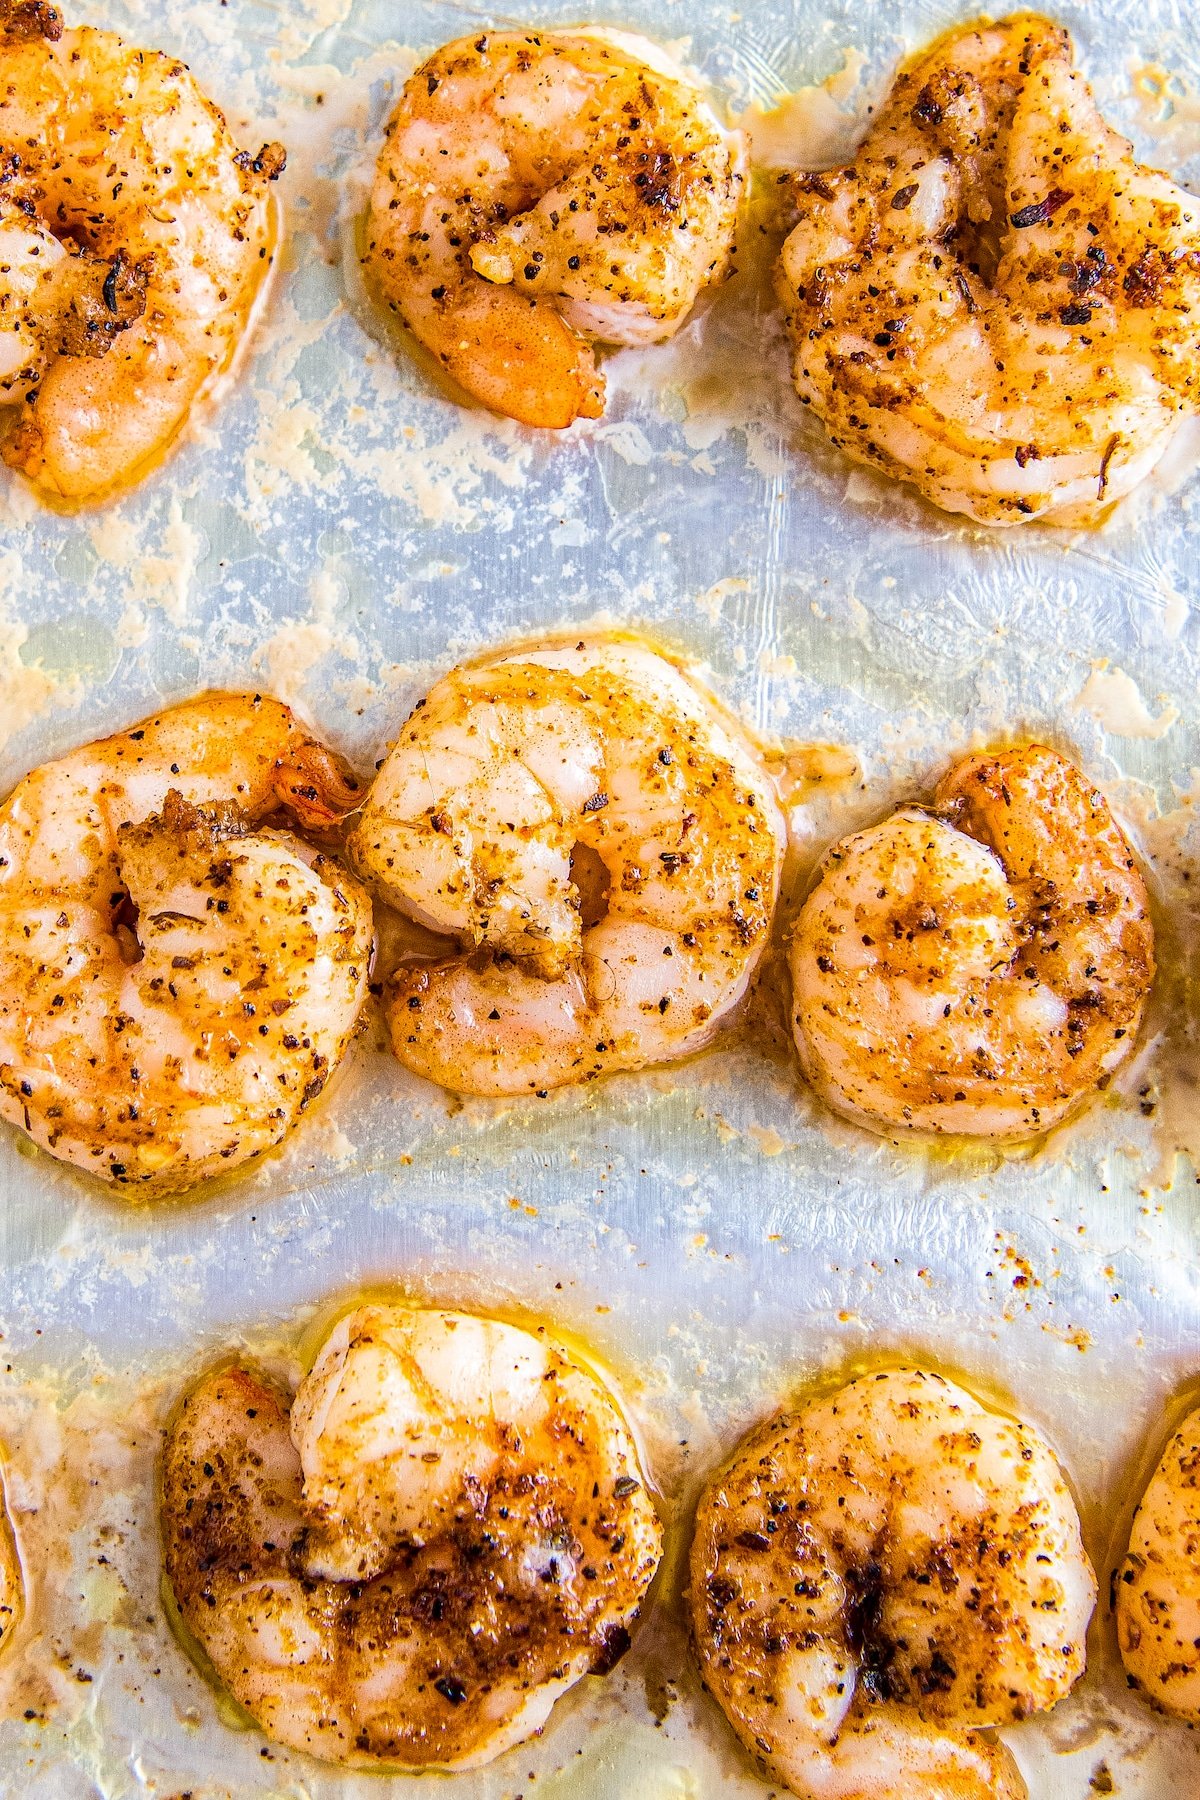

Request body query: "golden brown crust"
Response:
[791, 744, 1153, 1136]
[0, 693, 372, 1195]
[162, 1345, 660, 1767]
[935, 747, 1155, 1080]
[0, 0, 61, 42]
[365, 31, 739, 427]
[50, 249, 150, 359]
[688, 1369, 1092, 1798]
[776, 12, 1200, 522]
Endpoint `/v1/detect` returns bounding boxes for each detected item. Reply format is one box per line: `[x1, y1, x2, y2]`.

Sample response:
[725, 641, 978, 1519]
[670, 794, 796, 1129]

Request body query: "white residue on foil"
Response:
[1130, 60, 1200, 156]
[122, 497, 202, 627]
[252, 566, 360, 713]
[1073, 661, 1180, 739]
[0, 613, 56, 754]
[0, 557, 82, 754]
[692, 575, 751, 622]
[1109, 769, 1200, 1188]
[733, 47, 870, 169]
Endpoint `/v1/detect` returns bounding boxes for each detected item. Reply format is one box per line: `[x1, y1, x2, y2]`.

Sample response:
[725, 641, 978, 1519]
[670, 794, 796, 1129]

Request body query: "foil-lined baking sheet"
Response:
[3, 0, 1200, 1792]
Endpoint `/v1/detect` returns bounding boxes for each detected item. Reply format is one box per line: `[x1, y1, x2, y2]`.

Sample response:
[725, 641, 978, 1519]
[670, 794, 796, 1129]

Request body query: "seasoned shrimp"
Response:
[776, 13, 1200, 524]
[347, 636, 785, 1097]
[162, 1303, 662, 1769]
[0, 1462, 20, 1656]
[0, 694, 372, 1196]
[790, 745, 1153, 1138]
[1115, 1400, 1200, 1721]
[366, 29, 743, 427]
[0, 0, 284, 504]
[689, 1367, 1095, 1800]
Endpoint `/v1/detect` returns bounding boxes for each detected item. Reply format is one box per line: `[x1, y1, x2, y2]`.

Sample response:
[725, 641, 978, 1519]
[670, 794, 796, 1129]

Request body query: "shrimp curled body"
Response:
[689, 1367, 1096, 1800]
[366, 29, 743, 427]
[790, 745, 1153, 1139]
[777, 12, 1200, 524]
[0, 1, 284, 503]
[161, 1303, 662, 1768]
[0, 694, 372, 1195]
[347, 637, 785, 1097]
[1116, 1401, 1200, 1721]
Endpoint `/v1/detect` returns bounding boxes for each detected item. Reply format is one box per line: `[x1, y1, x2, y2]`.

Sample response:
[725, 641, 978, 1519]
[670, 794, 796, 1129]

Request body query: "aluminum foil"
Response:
[2, 0, 1200, 1794]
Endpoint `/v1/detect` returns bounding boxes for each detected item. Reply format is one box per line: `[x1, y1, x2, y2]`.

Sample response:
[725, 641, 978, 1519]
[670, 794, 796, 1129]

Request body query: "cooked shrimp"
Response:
[347, 636, 785, 1097]
[689, 1367, 1095, 1800]
[0, 694, 372, 1196]
[790, 744, 1153, 1138]
[0, 1462, 20, 1655]
[365, 29, 743, 428]
[1115, 1400, 1200, 1721]
[776, 12, 1200, 524]
[0, 0, 284, 504]
[162, 1303, 662, 1769]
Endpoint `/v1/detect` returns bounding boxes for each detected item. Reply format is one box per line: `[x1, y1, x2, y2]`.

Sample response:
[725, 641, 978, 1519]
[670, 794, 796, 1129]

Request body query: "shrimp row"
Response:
[364, 10, 1200, 523]
[0, 10, 744, 502]
[0, 1313, 1185, 1794]
[0, 635, 1157, 1194]
[9, 7, 1200, 524]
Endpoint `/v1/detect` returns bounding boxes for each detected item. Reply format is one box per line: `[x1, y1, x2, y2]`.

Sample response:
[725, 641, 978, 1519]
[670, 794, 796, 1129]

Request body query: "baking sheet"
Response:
[2, 0, 1200, 1793]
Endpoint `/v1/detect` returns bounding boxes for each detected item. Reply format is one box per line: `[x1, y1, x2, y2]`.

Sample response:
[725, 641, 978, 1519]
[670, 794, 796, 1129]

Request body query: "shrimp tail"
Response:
[274, 738, 364, 830]
[437, 283, 605, 428]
